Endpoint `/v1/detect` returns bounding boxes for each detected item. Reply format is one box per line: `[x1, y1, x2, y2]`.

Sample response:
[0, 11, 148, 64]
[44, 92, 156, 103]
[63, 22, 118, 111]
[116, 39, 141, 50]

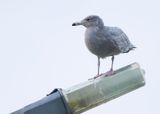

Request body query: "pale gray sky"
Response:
[0, 0, 160, 114]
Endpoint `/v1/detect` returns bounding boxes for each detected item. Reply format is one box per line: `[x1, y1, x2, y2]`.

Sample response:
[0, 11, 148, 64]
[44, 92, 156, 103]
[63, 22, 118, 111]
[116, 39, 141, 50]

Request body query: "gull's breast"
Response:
[85, 28, 120, 58]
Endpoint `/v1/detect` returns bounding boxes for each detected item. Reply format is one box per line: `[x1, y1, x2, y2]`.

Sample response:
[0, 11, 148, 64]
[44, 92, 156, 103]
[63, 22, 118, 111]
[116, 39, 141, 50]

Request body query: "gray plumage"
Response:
[72, 15, 135, 78]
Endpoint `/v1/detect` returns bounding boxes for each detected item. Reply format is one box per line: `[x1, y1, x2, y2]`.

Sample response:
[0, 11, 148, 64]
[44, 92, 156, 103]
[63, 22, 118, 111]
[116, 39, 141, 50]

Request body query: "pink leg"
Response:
[93, 56, 101, 79]
[103, 56, 114, 76]
[89, 56, 115, 80]
[98, 56, 114, 77]
[103, 69, 114, 76]
[89, 57, 103, 80]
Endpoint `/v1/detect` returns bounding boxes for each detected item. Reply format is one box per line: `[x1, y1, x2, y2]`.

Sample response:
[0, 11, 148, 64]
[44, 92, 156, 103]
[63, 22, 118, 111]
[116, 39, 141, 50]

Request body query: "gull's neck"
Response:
[87, 25, 104, 30]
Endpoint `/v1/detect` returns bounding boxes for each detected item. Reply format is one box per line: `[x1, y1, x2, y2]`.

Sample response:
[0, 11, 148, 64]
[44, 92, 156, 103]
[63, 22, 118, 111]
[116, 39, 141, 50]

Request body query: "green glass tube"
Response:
[62, 62, 145, 114]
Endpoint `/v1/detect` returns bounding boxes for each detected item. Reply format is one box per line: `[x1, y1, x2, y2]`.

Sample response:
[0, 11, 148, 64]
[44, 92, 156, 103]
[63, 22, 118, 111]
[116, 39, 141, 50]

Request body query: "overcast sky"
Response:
[0, 0, 160, 114]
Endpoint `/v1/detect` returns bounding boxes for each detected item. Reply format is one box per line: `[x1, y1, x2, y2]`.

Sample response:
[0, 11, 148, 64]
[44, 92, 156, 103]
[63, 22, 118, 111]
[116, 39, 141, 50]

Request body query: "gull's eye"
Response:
[86, 18, 91, 21]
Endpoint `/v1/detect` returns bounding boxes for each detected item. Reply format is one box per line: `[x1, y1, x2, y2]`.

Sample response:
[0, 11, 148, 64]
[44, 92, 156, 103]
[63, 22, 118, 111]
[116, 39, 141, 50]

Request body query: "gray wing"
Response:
[106, 27, 135, 53]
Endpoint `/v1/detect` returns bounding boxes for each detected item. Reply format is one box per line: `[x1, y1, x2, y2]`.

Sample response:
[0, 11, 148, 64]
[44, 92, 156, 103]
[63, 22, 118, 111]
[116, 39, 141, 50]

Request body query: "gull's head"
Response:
[72, 15, 104, 28]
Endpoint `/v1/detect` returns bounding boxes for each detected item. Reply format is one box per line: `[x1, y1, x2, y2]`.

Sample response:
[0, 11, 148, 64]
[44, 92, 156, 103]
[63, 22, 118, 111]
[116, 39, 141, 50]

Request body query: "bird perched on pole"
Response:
[72, 15, 135, 79]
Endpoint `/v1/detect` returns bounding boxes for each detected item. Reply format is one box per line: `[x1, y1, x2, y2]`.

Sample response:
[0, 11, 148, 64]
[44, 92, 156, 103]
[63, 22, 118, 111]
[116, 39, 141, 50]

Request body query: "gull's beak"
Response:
[72, 22, 82, 26]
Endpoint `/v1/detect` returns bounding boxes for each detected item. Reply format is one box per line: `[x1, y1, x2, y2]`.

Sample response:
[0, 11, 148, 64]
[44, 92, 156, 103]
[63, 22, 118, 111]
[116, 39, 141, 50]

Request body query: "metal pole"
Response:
[11, 62, 145, 114]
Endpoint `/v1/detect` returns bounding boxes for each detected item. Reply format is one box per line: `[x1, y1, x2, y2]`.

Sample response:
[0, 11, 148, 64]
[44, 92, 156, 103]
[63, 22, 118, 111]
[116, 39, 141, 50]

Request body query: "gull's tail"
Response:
[123, 46, 136, 53]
